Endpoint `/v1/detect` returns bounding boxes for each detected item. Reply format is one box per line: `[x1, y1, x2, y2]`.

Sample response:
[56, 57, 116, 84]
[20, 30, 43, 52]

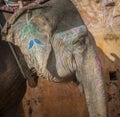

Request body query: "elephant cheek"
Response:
[56, 60, 72, 78]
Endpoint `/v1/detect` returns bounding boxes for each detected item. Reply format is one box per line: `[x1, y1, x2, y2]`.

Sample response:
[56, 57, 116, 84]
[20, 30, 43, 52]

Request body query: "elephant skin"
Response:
[2, 0, 108, 117]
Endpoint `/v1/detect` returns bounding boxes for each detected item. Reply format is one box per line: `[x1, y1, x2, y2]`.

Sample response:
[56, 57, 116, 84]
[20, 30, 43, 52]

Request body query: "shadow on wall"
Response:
[15, 103, 25, 117]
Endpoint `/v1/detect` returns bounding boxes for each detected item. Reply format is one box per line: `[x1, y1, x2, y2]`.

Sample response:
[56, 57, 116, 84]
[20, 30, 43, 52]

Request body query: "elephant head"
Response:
[1, 0, 107, 116]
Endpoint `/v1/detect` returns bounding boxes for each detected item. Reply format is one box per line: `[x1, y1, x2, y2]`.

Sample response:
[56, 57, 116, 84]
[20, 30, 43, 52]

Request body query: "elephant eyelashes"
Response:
[73, 37, 86, 49]
[73, 36, 85, 44]
[79, 37, 85, 45]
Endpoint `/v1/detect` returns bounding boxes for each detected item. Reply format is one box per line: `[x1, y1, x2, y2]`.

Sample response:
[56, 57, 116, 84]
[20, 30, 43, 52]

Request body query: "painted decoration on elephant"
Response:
[12, 17, 88, 78]
[54, 25, 87, 42]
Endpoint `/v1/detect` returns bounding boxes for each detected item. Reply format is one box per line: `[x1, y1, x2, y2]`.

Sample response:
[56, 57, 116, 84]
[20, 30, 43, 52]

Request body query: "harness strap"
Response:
[8, 42, 27, 79]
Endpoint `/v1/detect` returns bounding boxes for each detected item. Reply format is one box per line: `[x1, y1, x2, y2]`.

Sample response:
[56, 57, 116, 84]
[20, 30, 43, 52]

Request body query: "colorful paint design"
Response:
[13, 16, 49, 70]
[95, 55, 102, 71]
[53, 25, 87, 65]
[54, 25, 87, 42]
[28, 39, 44, 49]
[24, 24, 36, 34]
[13, 19, 88, 79]
[14, 16, 42, 43]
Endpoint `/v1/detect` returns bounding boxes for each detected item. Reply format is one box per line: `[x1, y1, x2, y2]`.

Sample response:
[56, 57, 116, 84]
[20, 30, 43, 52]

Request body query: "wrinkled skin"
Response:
[2, 0, 108, 117]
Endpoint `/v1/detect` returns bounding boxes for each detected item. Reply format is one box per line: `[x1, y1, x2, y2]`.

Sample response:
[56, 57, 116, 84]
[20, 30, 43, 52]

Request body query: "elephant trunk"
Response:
[83, 35, 107, 117]
[76, 33, 107, 117]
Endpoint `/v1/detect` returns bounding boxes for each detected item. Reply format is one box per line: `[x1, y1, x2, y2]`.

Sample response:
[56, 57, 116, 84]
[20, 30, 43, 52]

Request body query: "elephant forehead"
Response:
[51, 25, 88, 54]
[53, 25, 87, 41]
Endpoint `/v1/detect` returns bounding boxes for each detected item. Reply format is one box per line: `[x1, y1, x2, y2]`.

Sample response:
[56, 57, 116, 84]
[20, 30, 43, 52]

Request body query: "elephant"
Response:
[1, 0, 108, 117]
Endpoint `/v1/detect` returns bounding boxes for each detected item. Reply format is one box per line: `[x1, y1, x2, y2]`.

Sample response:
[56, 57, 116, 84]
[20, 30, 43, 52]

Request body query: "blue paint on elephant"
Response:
[28, 39, 44, 49]
[28, 40, 34, 49]
[34, 39, 43, 45]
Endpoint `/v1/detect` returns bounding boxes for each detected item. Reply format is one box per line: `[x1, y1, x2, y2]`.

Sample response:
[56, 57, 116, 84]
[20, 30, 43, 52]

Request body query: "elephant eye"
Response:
[73, 37, 87, 53]
[73, 37, 86, 47]
[79, 37, 86, 45]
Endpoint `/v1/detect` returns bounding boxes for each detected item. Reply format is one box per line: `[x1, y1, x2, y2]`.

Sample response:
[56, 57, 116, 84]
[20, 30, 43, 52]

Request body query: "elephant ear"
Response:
[2, 13, 52, 78]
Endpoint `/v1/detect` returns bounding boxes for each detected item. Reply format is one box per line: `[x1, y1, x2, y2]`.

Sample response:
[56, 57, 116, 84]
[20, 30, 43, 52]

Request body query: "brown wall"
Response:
[20, 80, 89, 117]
